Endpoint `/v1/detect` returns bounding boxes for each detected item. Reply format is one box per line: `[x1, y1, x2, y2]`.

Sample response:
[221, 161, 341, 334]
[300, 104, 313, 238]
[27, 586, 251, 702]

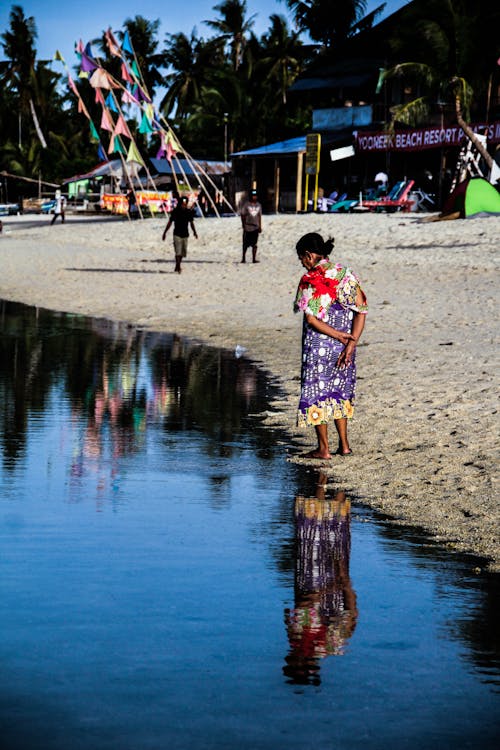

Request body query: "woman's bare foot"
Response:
[303, 449, 332, 459]
[336, 448, 352, 456]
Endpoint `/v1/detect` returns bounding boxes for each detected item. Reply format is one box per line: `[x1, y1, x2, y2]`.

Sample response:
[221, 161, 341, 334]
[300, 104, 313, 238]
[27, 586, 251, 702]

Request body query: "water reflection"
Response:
[0, 302, 268, 491]
[283, 472, 357, 685]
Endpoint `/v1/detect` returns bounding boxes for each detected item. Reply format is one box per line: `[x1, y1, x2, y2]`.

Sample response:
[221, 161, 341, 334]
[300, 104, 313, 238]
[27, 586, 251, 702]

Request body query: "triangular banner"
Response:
[89, 68, 112, 89]
[108, 134, 126, 155]
[105, 92, 119, 113]
[139, 111, 154, 134]
[114, 114, 132, 139]
[126, 141, 145, 165]
[100, 109, 114, 132]
[90, 121, 100, 142]
[80, 51, 97, 73]
[122, 89, 136, 105]
[120, 62, 134, 84]
[122, 31, 134, 55]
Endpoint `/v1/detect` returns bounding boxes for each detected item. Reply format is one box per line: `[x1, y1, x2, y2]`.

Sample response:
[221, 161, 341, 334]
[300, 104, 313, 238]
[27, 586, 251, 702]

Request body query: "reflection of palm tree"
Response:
[283, 473, 358, 685]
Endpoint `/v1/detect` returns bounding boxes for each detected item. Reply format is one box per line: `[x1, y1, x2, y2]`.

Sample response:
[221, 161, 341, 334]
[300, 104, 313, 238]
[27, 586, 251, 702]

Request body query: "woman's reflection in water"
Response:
[283, 472, 358, 685]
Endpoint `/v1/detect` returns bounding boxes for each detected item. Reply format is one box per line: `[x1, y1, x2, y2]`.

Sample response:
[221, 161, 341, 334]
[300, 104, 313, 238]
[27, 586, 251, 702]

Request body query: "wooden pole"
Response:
[296, 152, 303, 212]
[273, 159, 280, 213]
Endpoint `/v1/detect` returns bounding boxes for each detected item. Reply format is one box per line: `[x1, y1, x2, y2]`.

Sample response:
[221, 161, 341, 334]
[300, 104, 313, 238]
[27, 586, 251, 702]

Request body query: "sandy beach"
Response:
[1, 210, 498, 569]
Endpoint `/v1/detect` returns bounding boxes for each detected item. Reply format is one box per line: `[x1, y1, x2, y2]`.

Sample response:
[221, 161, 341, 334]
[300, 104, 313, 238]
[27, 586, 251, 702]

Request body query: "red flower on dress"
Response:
[300, 265, 339, 300]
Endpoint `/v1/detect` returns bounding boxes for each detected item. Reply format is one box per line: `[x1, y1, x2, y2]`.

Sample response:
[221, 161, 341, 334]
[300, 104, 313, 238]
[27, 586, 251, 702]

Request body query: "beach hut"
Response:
[442, 177, 500, 218]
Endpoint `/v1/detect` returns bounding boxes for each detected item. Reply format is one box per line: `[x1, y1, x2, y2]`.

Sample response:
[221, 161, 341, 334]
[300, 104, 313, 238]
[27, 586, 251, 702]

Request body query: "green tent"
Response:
[443, 176, 500, 218]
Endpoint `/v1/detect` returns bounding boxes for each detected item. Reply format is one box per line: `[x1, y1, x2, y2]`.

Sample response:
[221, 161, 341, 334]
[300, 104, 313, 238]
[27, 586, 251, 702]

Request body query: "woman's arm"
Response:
[337, 288, 367, 368]
[162, 217, 173, 240]
[305, 313, 356, 345]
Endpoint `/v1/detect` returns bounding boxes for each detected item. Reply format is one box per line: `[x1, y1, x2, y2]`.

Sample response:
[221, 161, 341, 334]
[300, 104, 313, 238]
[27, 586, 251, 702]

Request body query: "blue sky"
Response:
[0, 1, 408, 65]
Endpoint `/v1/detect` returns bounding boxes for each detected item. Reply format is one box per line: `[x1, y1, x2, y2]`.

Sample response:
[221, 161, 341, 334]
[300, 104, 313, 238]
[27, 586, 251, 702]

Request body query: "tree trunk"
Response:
[455, 95, 493, 171]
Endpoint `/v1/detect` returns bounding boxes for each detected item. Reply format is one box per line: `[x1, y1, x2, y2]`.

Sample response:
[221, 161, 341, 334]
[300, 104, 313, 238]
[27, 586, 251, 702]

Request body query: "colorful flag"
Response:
[122, 89, 136, 105]
[90, 122, 100, 142]
[89, 68, 112, 89]
[53, 50, 65, 62]
[126, 141, 144, 165]
[80, 51, 98, 73]
[105, 92, 119, 113]
[108, 135, 126, 155]
[105, 28, 121, 57]
[101, 110, 114, 132]
[139, 112, 154, 134]
[68, 74, 79, 96]
[114, 115, 132, 139]
[122, 31, 134, 55]
[121, 62, 134, 84]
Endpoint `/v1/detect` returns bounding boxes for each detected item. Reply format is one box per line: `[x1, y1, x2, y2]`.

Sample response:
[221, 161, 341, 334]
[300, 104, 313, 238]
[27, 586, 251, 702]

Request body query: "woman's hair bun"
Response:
[296, 232, 334, 257]
[323, 237, 335, 254]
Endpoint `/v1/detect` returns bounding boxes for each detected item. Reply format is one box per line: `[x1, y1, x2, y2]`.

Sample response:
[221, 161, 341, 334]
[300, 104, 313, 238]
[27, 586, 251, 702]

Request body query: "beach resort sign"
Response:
[355, 121, 500, 152]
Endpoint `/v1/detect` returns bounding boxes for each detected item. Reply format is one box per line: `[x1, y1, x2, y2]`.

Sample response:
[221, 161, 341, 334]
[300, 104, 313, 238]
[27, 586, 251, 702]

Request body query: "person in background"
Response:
[162, 195, 198, 274]
[374, 171, 388, 195]
[126, 189, 138, 219]
[240, 189, 262, 263]
[51, 190, 66, 225]
[294, 232, 368, 459]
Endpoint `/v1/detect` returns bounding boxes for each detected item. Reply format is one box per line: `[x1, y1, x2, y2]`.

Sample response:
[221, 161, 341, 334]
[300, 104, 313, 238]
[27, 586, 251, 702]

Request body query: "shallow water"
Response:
[0, 300, 498, 750]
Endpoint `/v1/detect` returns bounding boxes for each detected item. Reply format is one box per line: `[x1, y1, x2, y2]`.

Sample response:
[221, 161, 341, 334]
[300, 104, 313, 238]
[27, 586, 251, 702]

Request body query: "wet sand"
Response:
[1, 211, 498, 569]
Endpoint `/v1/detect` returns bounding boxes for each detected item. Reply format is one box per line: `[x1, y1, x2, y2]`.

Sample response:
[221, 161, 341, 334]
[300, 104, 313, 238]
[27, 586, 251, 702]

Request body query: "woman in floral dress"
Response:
[294, 233, 368, 458]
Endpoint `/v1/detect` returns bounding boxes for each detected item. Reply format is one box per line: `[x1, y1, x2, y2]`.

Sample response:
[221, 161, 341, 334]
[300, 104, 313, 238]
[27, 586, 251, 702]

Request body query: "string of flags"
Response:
[53, 27, 235, 218]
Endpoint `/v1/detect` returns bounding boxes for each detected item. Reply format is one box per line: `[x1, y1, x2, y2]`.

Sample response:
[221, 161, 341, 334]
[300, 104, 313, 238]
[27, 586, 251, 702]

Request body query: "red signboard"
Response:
[355, 121, 500, 152]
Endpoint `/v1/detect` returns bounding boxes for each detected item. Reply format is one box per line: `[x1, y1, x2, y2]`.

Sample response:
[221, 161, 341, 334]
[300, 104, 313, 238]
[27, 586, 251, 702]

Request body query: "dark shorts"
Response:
[243, 230, 259, 249]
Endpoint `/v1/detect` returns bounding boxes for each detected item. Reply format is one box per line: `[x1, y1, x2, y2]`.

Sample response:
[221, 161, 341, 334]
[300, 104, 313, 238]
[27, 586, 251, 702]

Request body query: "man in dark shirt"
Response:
[162, 195, 198, 273]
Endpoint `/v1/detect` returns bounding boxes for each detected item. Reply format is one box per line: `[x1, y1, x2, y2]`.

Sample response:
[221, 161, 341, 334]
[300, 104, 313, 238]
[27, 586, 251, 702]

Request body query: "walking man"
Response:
[162, 195, 198, 273]
[51, 190, 66, 225]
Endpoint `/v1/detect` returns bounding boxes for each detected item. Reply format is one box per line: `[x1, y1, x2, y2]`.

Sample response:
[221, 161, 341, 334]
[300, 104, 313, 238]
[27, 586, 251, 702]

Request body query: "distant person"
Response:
[294, 232, 368, 459]
[374, 171, 388, 189]
[162, 195, 198, 274]
[240, 189, 262, 263]
[127, 189, 138, 219]
[51, 191, 66, 225]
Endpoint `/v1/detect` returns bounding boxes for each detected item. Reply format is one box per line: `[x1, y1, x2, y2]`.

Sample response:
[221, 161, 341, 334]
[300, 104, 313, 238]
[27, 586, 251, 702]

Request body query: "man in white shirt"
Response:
[240, 189, 262, 263]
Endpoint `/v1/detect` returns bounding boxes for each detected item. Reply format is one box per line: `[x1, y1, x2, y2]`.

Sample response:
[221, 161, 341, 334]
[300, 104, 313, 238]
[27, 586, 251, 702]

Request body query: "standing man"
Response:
[51, 190, 66, 225]
[240, 188, 262, 263]
[162, 195, 198, 274]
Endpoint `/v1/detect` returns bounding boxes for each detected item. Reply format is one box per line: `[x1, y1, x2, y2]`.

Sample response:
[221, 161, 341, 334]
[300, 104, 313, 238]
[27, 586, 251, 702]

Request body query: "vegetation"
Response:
[0, 1, 497, 191]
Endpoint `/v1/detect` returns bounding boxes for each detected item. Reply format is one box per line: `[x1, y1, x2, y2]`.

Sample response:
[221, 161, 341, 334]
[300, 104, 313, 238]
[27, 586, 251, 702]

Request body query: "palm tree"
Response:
[259, 14, 304, 104]
[161, 31, 222, 119]
[0, 5, 37, 148]
[280, 0, 368, 48]
[383, 0, 497, 170]
[204, 0, 256, 70]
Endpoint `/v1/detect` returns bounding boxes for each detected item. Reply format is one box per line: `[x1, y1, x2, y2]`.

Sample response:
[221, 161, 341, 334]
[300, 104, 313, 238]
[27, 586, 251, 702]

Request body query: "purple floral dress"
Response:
[294, 259, 368, 427]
